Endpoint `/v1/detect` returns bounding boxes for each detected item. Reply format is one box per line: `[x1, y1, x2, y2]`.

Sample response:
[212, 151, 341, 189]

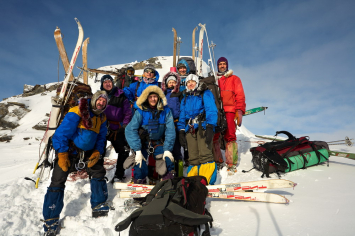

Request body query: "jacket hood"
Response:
[90, 90, 108, 115]
[161, 71, 181, 93]
[136, 85, 167, 110]
[176, 59, 190, 75]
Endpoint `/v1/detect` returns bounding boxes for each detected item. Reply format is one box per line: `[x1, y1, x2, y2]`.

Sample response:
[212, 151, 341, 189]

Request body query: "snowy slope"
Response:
[0, 56, 355, 236]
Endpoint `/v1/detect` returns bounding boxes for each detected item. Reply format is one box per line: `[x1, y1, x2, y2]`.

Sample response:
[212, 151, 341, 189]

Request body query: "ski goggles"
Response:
[126, 69, 134, 75]
[144, 68, 155, 74]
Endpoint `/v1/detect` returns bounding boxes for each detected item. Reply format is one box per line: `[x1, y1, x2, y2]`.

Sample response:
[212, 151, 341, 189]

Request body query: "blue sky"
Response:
[0, 0, 354, 141]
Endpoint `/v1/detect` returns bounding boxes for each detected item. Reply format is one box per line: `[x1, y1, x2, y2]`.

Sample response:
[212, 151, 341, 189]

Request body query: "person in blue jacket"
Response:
[177, 74, 218, 185]
[125, 86, 176, 184]
[42, 91, 109, 235]
[123, 64, 160, 104]
[161, 71, 184, 175]
[176, 59, 190, 92]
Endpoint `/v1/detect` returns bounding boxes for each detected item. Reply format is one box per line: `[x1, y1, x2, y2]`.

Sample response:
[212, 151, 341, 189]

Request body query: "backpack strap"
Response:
[299, 151, 309, 169]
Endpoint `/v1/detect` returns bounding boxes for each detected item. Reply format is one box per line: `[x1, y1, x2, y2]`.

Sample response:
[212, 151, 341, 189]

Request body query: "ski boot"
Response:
[227, 164, 237, 175]
[44, 229, 57, 236]
[92, 202, 110, 218]
[42, 218, 59, 236]
[216, 162, 225, 171]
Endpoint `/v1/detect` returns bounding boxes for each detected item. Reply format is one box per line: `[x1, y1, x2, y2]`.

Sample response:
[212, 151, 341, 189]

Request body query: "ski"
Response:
[114, 179, 296, 192]
[35, 18, 84, 189]
[196, 24, 205, 76]
[42, 18, 84, 144]
[82, 37, 90, 84]
[328, 150, 355, 160]
[208, 191, 289, 204]
[207, 179, 296, 192]
[199, 23, 216, 76]
[192, 26, 198, 61]
[117, 189, 289, 204]
[54, 27, 74, 82]
[244, 106, 268, 116]
[172, 28, 177, 67]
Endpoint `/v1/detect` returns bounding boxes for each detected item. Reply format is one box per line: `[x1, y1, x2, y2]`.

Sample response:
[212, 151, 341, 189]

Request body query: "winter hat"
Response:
[185, 74, 199, 91]
[100, 74, 114, 90]
[144, 64, 156, 73]
[217, 57, 229, 72]
[177, 63, 186, 69]
[166, 75, 177, 85]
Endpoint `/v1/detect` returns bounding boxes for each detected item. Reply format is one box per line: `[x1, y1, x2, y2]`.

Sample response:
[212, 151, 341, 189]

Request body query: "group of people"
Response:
[42, 57, 245, 235]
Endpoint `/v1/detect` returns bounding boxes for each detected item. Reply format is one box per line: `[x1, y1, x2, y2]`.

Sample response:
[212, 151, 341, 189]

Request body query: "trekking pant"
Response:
[224, 112, 237, 142]
[185, 130, 217, 185]
[133, 145, 175, 181]
[105, 129, 129, 178]
[43, 150, 108, 232]
[186, 130, 214, 165]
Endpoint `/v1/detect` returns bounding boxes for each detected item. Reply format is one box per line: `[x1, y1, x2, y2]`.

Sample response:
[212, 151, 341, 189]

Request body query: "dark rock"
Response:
[0, 134, 12, 142]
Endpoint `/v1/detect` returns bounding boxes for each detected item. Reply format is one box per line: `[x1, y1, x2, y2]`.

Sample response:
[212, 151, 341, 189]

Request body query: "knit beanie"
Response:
[217, 57, 229, 72]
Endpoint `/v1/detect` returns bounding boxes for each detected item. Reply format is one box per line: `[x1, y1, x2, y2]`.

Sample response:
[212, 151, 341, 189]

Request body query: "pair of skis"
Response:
[114, 179, 296, 204]
[33, 18, 84, 188]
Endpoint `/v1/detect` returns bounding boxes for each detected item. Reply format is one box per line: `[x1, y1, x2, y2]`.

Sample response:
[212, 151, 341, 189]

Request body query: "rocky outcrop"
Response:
[0, 102, 31, 130]
[132, 57, 162, 70]
[22, 83, 59, 97]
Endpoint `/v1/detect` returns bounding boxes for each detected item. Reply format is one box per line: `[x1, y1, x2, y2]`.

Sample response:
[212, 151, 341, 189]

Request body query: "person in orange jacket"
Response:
[216, 57, 246, 173]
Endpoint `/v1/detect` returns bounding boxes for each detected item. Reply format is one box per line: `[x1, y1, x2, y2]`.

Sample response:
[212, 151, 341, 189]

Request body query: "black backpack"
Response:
[247, 131, 330, 178]
[199, 75, 228, 135]
[115, 176, 213, 236]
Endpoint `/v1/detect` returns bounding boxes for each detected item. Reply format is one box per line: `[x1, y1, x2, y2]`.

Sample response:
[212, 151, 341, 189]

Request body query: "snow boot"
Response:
[92, 209, 109, 218]
[161, 170, 176, 181]
[44, 229, 57, 236]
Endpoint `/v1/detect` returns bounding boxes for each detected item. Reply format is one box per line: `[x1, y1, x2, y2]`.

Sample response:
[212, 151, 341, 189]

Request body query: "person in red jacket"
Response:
[216, 57, 246, 173]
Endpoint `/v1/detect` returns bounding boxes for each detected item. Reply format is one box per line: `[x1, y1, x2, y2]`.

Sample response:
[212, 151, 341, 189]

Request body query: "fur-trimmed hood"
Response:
[135, 85, 167, 110]
[161, 71, 181, 93]
[90, 90, 108, 115]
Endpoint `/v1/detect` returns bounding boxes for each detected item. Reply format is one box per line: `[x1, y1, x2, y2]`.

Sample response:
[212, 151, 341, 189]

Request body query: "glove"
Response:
[135, 150, 146, 168]
[87, 150, 101, 168]
[234, 110, 243, 127]
[205, 124, 214, 145]
[58, 152, 70, 172]
[163, 151, 174, 162]
[119, 124, 127, 132]
[179, 130, 187, 150]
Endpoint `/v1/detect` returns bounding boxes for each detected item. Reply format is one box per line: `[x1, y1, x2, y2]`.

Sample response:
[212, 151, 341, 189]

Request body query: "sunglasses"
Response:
[144, 68, 155, 74]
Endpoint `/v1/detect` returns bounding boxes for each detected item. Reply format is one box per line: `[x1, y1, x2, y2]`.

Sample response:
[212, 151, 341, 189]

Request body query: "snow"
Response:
[1, 56, 355, 236]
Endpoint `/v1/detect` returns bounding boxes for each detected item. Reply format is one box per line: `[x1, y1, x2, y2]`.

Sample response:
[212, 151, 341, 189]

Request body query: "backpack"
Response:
[114, 67, 127, 89]
[179, 57, 196, 74]
[199, 75, 228, 134]
[115, 176, 213, 236]
[248, 131, 330, 178]
[56, 81, 92, 125]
